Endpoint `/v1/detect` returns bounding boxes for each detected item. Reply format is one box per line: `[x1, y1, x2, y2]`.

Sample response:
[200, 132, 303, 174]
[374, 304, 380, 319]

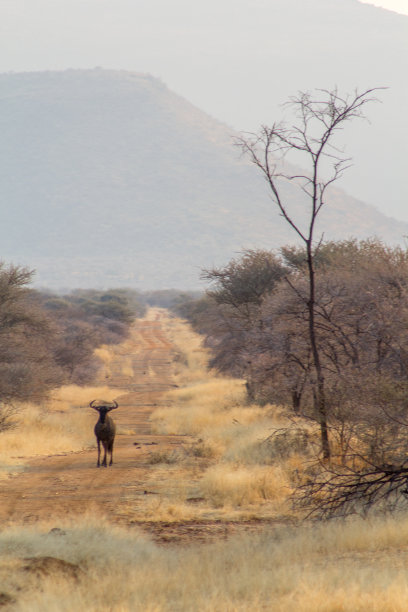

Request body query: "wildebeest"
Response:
[90, 399, 119, 467]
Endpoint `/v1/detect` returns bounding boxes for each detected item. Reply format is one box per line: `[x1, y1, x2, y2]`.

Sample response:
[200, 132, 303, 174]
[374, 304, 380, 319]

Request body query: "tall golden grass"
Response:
[162, 315, 209, 384]
[2, 514, 408, 611]
[150, 315, 318, 517]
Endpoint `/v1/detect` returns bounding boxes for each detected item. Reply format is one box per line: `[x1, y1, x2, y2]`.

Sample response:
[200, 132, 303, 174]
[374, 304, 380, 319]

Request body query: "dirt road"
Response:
[0, 311, 276, 543]
[0, 311, 194, 530]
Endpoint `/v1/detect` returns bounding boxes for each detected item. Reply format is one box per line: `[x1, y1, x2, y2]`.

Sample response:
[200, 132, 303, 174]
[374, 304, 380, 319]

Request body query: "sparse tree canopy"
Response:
[238, 87, 381, 459]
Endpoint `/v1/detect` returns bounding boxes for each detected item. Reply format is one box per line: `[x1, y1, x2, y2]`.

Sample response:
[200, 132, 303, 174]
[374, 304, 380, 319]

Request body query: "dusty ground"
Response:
[0, 310, 274, 544]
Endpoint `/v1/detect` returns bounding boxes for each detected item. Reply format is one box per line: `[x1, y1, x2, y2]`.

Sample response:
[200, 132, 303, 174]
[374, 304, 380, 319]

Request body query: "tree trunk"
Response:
[292, 389, 302, 413]
[245, 380, 256, 402]
[307, 241, 330, 460]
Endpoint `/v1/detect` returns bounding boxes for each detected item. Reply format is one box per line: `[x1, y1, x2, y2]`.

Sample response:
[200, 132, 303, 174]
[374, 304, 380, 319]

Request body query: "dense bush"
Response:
[179, 241, 408, 502]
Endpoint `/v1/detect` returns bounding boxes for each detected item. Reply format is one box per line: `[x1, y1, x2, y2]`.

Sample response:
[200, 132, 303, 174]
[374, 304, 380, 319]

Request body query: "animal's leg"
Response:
[102, 442, 108, 467]
[109, 440, 114, 466]
[97, 439, 101, 467]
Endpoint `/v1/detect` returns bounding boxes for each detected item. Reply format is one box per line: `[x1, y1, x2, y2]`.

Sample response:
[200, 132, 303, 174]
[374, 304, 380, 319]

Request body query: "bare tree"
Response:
[238, 88, 380, 459]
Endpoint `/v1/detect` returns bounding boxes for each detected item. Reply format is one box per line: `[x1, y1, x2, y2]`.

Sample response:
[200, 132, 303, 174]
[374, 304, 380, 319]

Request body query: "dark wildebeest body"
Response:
[90, 400, 118, 467]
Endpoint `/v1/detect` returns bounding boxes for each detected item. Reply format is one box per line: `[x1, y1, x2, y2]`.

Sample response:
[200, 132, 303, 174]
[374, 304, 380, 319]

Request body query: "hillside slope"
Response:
[0, 69, 406, 289]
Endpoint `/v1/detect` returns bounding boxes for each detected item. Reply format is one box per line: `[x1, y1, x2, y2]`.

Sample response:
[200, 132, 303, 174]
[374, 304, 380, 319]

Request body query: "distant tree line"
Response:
[176, 240, 408, 516]
[0, 266, 147, 429]
[0, 264, 203, 431]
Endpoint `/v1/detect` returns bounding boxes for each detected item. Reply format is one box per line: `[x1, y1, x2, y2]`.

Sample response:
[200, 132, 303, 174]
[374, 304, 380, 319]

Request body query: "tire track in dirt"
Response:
[0, 310, 191, 527]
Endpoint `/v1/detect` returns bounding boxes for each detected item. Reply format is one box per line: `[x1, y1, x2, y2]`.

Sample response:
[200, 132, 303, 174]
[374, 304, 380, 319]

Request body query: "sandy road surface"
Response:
[0, 311, 192, 529]
[0, 311, 276, 544]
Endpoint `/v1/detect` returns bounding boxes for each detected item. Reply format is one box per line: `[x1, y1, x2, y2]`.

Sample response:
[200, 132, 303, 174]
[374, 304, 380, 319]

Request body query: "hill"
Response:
[0, 69, 406, 289]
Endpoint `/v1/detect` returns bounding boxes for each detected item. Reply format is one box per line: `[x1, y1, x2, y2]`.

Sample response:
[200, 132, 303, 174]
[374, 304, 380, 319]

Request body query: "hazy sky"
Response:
[1, 0, 406, 127]
[359, 0, 408, 13]
[1, 0, 407, 220]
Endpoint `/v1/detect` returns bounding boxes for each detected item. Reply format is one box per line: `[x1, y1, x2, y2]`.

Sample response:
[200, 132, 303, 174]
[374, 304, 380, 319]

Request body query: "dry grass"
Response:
[151, 378, 253, 437]
[201, 464, 290, 509]
[162, 315, 209, 384]
[0, 384, 123, 479]
[3, 312, 408, 609]
[49, 384, 121, 411]
[2, 514, 408, 611]
[149, 316, 318, 519]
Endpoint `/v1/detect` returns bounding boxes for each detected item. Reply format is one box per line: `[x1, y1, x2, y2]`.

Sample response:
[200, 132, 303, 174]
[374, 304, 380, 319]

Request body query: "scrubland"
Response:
[2, 312, 408, 611]
[0, 385, 119, 480]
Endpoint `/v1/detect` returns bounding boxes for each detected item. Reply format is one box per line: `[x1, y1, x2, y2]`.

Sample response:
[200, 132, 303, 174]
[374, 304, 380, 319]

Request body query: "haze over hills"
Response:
[0, 69, 406, 289]
[1, 0, 407, 222]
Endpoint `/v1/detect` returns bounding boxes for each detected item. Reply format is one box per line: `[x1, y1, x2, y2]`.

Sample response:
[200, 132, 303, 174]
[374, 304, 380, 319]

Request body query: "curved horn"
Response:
[90, 400, 99, 410]
[111, 400, 119, 409]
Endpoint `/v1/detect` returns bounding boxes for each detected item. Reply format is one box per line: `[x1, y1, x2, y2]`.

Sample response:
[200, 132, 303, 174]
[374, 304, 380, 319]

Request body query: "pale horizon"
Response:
[358, 0, 408, 15]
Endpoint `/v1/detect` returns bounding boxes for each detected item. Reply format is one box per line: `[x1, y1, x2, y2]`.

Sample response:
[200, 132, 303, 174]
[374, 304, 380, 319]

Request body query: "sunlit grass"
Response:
[149, 315, 318, 519]
[200, 463, 290, 508]
[0, 384, 124, 478]
[162, 315, 209, 384]
[151, 378, 254, 436]
[48, 384, 121, 411]
[2, 515, 408, 611]
[3, 310, 408, 609]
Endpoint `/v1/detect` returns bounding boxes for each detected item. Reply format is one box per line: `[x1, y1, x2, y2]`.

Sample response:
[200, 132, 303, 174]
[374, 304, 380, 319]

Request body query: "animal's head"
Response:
[90, 399, 119, 422]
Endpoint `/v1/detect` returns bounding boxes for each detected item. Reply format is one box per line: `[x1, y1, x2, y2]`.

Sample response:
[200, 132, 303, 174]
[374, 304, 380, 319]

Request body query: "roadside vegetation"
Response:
[140, 313, 313, 521]
[176, 240, 408, 518]
[0, 265, 145, 477]
[0, 266, 145, 429]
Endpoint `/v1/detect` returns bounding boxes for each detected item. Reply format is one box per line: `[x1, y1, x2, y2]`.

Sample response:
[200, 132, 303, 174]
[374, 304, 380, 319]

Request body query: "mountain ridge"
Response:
[0, 69, 406, 289]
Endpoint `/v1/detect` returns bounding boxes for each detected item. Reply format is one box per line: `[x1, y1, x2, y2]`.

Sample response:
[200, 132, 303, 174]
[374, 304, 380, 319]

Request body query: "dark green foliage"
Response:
[67, 289, 146, 323]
